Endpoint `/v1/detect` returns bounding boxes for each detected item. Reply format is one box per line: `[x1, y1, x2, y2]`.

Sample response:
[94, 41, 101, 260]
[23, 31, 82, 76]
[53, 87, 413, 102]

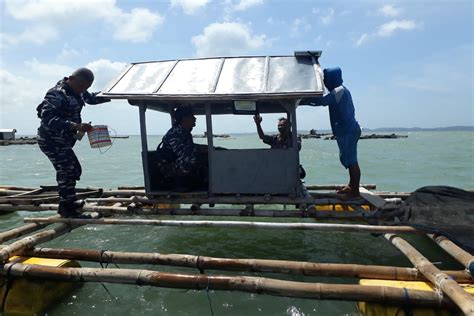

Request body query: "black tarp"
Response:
[378, 186, 474, 253]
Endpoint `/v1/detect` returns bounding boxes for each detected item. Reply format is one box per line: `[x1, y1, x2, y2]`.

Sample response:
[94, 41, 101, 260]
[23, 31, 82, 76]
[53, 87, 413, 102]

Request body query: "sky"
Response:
[0, 0, 473, 135]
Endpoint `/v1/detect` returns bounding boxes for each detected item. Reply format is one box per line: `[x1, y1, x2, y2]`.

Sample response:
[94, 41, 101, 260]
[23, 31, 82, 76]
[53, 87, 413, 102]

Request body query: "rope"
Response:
[196, 255, 205, 274]
[204, 275, 214, 316]
[98, 249, 117, 300]
[1, 260, 20, 312]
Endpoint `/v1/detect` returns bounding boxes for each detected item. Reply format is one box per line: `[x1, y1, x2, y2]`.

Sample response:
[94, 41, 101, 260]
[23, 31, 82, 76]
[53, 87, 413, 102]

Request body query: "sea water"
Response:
[0, 132, 473, 315]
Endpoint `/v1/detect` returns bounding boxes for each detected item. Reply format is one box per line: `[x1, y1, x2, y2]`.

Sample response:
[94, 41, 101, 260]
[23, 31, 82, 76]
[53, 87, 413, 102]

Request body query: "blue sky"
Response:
[1, 0, 472, 135]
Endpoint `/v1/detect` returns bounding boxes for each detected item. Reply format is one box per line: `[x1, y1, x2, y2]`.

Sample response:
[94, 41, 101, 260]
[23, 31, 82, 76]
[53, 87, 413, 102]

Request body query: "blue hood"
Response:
[323, 67, 343, 91]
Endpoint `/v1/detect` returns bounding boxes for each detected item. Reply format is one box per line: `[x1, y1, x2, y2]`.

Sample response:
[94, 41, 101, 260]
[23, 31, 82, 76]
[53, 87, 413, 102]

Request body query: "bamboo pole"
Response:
[0, 204, 372, 220]
[306, 184, 376, 190]
[118, 184, 379, 191]
[0, 263, 456, 308]
[0, 216, 58, 243]
[428, 234, 474, 269]
[0, 203, 129, 214]
[23, 217, 423, 234]
[0, 203, 111, 262]
[22, 247, 473, 283]
[384, 234, 474, 315]
[0, 189, 30, 196]
[0, 223, 82, 262]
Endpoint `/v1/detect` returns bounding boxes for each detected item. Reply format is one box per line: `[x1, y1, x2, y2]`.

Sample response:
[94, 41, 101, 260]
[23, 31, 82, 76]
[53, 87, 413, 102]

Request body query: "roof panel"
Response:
[267, 57, 319, 93]
[108, 61, 175, 94]
[158, 59, 222, 94]
[214, 57, 266, 94]
[102, 55, 324, 100]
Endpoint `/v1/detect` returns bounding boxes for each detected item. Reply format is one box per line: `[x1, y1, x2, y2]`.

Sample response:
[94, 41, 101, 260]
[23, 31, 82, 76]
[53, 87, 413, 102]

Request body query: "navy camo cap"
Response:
[174, 106, 194, 123]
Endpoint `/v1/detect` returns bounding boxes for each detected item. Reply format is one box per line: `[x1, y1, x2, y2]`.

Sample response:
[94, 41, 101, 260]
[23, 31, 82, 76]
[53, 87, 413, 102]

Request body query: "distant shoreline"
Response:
[14, 126, 473, 137]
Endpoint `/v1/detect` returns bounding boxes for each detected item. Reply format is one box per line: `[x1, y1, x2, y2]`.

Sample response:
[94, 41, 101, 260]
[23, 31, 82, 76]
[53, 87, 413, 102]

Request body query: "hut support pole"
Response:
[384, 234, 474, 315]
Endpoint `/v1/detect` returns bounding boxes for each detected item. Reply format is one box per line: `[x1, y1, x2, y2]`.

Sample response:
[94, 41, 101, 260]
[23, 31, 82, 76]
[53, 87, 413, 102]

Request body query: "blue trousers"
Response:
[38, 137, 81, 203]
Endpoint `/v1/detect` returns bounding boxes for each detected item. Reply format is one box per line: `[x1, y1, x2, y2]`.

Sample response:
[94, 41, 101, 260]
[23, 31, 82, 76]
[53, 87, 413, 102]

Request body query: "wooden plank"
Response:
[359, 187, 386, 208]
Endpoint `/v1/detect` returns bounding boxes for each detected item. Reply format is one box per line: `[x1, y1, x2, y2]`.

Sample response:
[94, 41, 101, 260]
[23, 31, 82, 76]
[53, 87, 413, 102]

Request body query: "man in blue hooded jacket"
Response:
[300, 67, 362, 198]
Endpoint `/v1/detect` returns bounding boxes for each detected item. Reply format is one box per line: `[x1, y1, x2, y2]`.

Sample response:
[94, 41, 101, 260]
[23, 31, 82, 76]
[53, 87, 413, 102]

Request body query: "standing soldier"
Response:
[37, 68, 110, 218]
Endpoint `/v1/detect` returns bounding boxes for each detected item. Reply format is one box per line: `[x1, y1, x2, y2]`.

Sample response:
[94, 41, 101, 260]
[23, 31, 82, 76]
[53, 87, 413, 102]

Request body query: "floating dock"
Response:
[0, 184, 472, 314]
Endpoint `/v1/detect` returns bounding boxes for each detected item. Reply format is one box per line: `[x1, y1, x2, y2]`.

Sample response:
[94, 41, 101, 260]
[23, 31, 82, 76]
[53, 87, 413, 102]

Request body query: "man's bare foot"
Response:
[337, 186, 351, 194]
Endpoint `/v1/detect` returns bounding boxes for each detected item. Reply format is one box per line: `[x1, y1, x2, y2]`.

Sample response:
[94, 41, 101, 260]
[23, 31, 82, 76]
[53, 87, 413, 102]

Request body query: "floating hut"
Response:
[0, 129, 16, 140]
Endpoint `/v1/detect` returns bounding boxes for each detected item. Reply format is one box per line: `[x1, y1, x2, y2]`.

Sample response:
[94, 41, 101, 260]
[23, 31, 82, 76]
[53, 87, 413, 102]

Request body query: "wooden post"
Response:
[385, 233, 474, 315]
[205, 103, 213, 194]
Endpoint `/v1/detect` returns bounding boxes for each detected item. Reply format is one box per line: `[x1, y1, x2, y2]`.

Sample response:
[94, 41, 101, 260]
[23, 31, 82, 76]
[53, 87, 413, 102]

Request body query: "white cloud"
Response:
[170, 0, 211, 15]
[291, 18, 311, 37]
[356, 33, 369, 46]
[192, 22, 268, 57]
[0, 59, 125, 111]
[378, 4, 401, 17]
[111, 8, 164, 42]
[320, 8, 334, 25]
[58, 44, 83, 61]
[0, 58, 128, 134]
[376, 19, 419, 37]
[2, 0, 163, 45]
[233, 0, 263, 11]
[355, 19, 420, 46]
[0, 24, 58, 46]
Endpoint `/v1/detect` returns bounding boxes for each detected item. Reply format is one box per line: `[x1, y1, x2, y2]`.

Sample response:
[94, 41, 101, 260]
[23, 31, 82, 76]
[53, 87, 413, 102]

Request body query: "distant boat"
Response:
[110, 136, 130, 139]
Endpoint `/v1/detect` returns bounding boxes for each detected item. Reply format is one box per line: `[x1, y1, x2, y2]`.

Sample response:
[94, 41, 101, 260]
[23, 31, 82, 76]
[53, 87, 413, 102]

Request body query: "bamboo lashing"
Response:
[21, 247, 472, 283]
[384, 234, 474, 315]
[0, 263, 456, 308]
[23, 217, 422, 234]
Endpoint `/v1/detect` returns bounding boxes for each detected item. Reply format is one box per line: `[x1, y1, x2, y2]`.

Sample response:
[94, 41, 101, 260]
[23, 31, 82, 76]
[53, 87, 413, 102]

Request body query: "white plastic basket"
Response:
[87, 125, 112, 148]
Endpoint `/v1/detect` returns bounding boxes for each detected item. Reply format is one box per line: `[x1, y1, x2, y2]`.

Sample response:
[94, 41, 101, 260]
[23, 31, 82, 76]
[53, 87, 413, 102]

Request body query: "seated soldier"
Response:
[158, 107, 208, 191]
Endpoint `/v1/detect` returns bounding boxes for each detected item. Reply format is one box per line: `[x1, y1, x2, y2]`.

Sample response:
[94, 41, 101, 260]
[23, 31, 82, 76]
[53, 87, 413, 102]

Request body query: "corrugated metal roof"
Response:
[0, 129, 17, 133]
[101, 55, 324, 101]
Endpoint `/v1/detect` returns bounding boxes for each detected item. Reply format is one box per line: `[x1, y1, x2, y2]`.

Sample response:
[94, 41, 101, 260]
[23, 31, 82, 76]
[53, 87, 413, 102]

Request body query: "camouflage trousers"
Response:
[38, 137, 82, 203]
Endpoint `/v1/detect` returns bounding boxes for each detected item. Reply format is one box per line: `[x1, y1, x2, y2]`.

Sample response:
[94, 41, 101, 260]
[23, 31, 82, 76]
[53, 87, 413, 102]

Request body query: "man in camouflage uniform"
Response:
[160, 107, 208, 191]
[37, 68, 110, 218]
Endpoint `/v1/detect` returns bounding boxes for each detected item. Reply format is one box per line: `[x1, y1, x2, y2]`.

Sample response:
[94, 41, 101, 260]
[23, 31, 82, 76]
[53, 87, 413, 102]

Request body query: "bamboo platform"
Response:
[0, 184, 472, 314]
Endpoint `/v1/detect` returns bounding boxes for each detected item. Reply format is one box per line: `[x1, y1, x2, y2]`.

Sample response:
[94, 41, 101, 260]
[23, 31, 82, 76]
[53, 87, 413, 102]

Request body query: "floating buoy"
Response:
[357, 279, 474, 316]
[0, 256, 80, 315]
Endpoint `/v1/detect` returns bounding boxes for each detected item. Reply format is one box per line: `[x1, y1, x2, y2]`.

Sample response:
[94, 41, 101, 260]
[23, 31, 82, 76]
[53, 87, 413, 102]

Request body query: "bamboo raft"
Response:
[0, 184, 473, 315]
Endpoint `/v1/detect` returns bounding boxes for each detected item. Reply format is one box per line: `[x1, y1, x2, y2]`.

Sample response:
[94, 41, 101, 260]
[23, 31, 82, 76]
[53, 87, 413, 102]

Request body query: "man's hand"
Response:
[253, 114, 262, 125]
[71, 122, 93, 132]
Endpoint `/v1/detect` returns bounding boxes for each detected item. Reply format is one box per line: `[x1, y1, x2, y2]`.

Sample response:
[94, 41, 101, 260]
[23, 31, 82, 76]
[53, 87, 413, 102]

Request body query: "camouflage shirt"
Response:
[37, 78, 109, 143]
[161, 125, 199, 175]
